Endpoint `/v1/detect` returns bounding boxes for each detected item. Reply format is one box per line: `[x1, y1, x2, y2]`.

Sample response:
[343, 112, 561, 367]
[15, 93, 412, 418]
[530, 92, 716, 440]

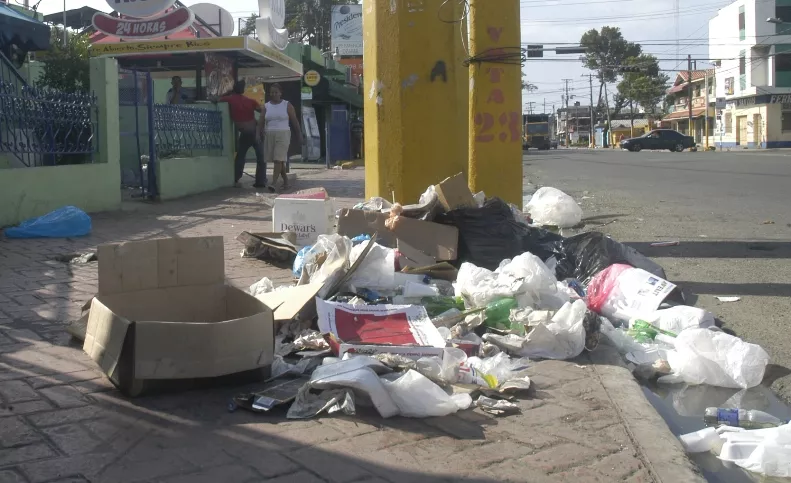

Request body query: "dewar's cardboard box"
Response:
[83, 236, 275, 397]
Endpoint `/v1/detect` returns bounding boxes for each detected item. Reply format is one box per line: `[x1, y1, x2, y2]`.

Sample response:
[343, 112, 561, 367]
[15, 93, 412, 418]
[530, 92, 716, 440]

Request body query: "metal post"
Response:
[688, 54, 693, 140]
[62, 0, 67, 47]
[588, 73, 594, 147]
[146, 72, 158, 198]
[704, 71, 709, 151]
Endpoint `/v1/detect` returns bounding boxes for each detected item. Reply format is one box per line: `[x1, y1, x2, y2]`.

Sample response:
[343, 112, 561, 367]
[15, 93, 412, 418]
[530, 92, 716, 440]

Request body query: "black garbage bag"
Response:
[551, 232, 667, 286]
[434, 198, 563, 270]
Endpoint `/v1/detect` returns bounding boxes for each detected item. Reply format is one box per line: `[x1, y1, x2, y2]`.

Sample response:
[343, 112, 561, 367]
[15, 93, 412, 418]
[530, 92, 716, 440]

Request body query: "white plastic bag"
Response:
[525, 187, 583, 228]
[382, 370, 472, 418]
[302, 234, 352, 285]
[347, 242, 396, 290]
[249, 277, 275, 297]
[659, 328, 770, 389]
[719, 425, 791, 477]
[587, 264, 676, 321]
[633, 306, 715, 334]
[455, 263, 519, 308]
[522, 300, 587, 360]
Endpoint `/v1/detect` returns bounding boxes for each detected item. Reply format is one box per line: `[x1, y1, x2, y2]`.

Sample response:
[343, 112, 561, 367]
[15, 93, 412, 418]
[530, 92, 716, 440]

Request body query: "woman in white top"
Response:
[257, 83, 303, 191]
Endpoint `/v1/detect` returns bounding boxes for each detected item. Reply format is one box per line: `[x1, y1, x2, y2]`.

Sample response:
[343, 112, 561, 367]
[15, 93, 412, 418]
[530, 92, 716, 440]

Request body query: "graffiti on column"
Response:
[474, 26, 520, 144]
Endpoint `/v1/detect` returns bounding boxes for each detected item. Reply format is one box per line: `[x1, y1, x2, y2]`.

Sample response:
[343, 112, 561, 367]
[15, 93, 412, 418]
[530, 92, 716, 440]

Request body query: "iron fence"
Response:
[152, 104, 223, 159]
[0, 51, 98, 168]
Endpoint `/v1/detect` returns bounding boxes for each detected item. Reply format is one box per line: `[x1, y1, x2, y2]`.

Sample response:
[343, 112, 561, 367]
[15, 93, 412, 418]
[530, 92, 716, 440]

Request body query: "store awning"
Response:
[663, 107, 710, 121]
[309, 76, 362, 108]
[0, 4, 51, 51]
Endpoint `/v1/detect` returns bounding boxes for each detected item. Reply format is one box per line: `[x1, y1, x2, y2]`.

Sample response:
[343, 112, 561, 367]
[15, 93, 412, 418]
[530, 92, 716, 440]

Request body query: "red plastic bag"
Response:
[586, 263, 630, 313]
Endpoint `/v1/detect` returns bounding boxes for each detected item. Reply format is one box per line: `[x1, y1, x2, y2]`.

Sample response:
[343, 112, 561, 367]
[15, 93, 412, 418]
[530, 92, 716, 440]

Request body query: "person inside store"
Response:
[218, 80, 267, 188]
[167, 76, 188, 104]
[258, 83, 303, 192]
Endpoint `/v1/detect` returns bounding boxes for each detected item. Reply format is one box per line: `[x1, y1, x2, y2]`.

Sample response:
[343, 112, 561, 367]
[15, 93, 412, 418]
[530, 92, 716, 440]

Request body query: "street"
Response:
[523, 148, 791, 402]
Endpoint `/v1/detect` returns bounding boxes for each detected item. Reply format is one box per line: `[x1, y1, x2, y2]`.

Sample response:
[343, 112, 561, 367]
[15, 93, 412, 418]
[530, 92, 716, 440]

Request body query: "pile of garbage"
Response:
[231, 173, 774, 434]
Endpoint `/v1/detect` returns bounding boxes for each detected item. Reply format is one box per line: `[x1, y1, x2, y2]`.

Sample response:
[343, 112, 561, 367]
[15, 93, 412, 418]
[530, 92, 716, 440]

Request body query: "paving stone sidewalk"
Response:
[0, 170, 701, 483]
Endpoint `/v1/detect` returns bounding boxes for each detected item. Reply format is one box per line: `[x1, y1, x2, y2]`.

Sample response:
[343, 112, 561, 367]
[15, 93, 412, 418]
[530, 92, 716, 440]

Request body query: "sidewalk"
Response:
[0, 169, 702, 483]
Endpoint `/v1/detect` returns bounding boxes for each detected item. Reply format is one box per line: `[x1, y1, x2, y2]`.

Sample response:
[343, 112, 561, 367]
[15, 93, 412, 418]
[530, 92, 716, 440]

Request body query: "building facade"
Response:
[663, 70, 715, 145]
[710, 0, 791, 148]
[557, 103, 591, 146]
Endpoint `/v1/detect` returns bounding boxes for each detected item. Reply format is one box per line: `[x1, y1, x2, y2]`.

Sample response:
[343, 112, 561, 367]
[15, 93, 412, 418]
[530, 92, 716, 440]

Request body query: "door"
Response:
[753, 113, 762, 146]
[643, 131, 660, 149]
[327, 104, 351, 163]
[301, 107, 321, 162]
[736, 116, 748, 145]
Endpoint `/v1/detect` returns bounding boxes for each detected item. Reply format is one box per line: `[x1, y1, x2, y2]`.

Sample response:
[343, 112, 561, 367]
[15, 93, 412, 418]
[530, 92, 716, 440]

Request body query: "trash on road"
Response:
[525, 187, 583, 228]
[716, 296, 741, 302]
[4, 206, 92, 238]
[72, 172, 773, 430]
[650, 241, 680, 247]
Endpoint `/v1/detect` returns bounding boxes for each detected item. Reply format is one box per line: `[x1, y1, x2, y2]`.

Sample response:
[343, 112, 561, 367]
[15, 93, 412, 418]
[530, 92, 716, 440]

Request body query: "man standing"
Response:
[219, 80, 267, 188]
[167, 76, 187, 104]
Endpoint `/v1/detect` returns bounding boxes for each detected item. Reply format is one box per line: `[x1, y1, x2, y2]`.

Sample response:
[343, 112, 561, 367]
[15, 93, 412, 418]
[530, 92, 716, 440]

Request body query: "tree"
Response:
[38, 27, 90, 93]
[522, 73, 537, 92]
[240, 14, 259, 37]
[286, 0, 360, 52]
[580, 26, 641, 141]
[616, 54, 669, 131]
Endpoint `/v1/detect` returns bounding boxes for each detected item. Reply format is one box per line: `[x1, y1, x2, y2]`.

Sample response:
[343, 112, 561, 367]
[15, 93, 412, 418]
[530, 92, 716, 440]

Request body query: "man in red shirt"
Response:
[219, 80, 267, 188]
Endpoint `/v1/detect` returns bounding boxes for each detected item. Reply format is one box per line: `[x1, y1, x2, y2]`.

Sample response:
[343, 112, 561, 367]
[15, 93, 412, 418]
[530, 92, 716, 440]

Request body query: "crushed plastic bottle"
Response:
[484, 297, 518, 330]
[704, 407, 790, 430]
[627, 319, 677, 343]
[420, 296, 465, 317]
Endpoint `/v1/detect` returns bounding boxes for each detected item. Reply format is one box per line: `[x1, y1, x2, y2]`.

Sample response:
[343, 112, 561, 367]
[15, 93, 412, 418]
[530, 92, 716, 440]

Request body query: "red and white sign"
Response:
[106, 0, 177, 19]
[92, 7, 194, 39]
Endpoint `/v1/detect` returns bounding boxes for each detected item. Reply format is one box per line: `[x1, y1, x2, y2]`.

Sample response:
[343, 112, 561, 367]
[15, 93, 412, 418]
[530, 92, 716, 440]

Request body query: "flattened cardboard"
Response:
[256, 282, 324, 324]
[84, 236, 274, 396]
[396, 240, 438, 266]
[435, 173, 475, 211]
[336, 209, 458, 261]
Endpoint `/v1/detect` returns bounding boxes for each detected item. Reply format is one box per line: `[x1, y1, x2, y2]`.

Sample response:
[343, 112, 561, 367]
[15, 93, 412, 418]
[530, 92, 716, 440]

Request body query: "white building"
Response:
[710, 0, 791, 148]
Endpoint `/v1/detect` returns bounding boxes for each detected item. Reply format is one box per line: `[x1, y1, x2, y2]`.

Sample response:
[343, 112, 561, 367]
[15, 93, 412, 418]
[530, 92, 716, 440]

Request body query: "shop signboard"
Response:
[331, 4, 363, 56]
[93, 0, 194, 39]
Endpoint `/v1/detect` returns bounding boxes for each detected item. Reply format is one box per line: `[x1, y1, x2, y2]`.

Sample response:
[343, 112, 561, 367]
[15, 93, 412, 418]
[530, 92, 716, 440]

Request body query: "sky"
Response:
[27, 0, 729, 113]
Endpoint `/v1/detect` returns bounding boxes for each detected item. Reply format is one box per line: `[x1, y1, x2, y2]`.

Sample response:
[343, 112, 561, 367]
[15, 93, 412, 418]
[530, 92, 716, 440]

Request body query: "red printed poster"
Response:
[204, 53, 235, 99]
[338, 58, 363, 87]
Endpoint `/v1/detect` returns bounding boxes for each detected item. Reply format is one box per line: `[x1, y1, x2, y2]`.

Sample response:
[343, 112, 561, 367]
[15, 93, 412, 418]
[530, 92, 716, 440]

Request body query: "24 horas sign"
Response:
[92, 0, 195, 39]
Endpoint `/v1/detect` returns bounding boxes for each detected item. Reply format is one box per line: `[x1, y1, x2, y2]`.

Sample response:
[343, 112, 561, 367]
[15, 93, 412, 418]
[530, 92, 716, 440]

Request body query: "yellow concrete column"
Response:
[363, 0, 467, 203]
[467, 0, 523, 206]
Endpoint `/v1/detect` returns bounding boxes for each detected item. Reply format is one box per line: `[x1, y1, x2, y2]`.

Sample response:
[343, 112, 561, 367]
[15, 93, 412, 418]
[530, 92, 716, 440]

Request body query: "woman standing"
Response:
[258, 83, 302, 191]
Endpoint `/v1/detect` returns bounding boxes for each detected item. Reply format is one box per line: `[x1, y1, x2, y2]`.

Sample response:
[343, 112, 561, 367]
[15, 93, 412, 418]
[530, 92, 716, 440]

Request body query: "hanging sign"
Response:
[304, 70, 321, 87]
[106, 0, 177, 18]
[255, 0, 288, 51]
[92, 7, 194, 39]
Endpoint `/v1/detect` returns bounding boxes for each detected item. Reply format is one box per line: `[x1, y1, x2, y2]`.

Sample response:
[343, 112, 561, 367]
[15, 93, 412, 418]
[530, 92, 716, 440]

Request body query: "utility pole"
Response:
[704, 70, 709, 151]
[468, 0, 522, 205]
[562, 78, 573, 147]
[688, 54, 693, 141]
[543, 98, 546, 114]
[583, 73, 595, 148]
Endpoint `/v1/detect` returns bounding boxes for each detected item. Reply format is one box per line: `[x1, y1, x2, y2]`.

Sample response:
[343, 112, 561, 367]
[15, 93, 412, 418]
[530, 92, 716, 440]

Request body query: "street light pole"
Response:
[62, 0, 67, 47]
[705, 71, 709, 151]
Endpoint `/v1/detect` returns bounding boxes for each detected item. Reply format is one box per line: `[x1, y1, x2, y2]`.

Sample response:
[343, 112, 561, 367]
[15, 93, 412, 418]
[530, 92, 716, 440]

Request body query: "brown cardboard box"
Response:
[83, 236, 275, 397]
[336, 209, 458, 261]
[434, 173, 476, 211]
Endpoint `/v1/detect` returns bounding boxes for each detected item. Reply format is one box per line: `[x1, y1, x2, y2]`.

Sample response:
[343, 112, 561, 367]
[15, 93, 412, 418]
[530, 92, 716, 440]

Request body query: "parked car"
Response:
[620, 129, 695, 152]
[550, 139, 558, 149]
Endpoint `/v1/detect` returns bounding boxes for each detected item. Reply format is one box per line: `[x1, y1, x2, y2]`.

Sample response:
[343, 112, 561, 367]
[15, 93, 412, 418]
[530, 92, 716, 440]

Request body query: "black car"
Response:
[620, 129, 695, 152]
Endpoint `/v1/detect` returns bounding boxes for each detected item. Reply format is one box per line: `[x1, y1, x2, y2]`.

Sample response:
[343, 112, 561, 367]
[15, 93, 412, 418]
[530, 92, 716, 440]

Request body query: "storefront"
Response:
[0, 3, 50, 64]
[715, 93, 791, 149]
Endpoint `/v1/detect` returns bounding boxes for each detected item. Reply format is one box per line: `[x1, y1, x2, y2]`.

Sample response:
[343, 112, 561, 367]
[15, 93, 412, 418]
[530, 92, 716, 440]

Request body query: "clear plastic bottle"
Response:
[703, 407, 789, 430]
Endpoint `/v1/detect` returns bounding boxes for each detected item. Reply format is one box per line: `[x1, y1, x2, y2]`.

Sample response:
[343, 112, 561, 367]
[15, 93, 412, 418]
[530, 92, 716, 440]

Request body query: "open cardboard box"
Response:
[83, 236, 278, 397]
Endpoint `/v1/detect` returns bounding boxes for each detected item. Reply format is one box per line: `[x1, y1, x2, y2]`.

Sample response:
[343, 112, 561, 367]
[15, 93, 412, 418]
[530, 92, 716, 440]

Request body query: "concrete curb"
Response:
[586, 344, 706, 483]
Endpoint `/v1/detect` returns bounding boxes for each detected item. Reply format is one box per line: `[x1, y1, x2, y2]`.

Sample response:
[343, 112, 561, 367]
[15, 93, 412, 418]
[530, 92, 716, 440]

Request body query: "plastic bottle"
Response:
[419, 296, 465, 317]
[627, 319, 677, 343]
[703, 407, 789, 430]
[484, 297, 518, 330]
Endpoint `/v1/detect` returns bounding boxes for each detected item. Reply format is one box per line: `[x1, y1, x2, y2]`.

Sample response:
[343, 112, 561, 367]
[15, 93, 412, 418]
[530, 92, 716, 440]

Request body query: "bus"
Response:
[523, 114, 551, 150]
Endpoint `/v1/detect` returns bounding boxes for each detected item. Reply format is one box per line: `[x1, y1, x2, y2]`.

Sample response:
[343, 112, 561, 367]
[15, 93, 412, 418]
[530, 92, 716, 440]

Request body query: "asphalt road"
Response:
[522, 148, 791, 403]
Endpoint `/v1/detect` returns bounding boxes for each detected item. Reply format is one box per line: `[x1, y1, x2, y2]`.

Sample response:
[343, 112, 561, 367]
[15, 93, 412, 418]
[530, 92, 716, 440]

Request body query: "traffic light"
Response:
[526, 45, 543, 58]
[620, 66, 641, 73]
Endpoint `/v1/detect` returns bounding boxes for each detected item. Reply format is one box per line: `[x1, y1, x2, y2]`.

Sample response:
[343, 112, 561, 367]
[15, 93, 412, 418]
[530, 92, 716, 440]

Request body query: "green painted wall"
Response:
[0, 163, 121, 228]
[154, 104, 235, 200]
[0, 57, 122, 228]
[156, 155, 233, 200]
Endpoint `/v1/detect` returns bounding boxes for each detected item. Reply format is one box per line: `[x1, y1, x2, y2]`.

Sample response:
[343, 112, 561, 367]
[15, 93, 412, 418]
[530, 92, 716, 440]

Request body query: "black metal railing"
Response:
[152, 104, 223, 159]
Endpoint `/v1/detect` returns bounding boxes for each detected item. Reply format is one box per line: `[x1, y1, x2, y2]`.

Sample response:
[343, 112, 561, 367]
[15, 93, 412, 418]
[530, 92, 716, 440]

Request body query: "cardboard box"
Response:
[435, 173, 476, 211]
[336, 209, 458, 261]
[83, 236, 275, 397]
[273, 194, 334, 247]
